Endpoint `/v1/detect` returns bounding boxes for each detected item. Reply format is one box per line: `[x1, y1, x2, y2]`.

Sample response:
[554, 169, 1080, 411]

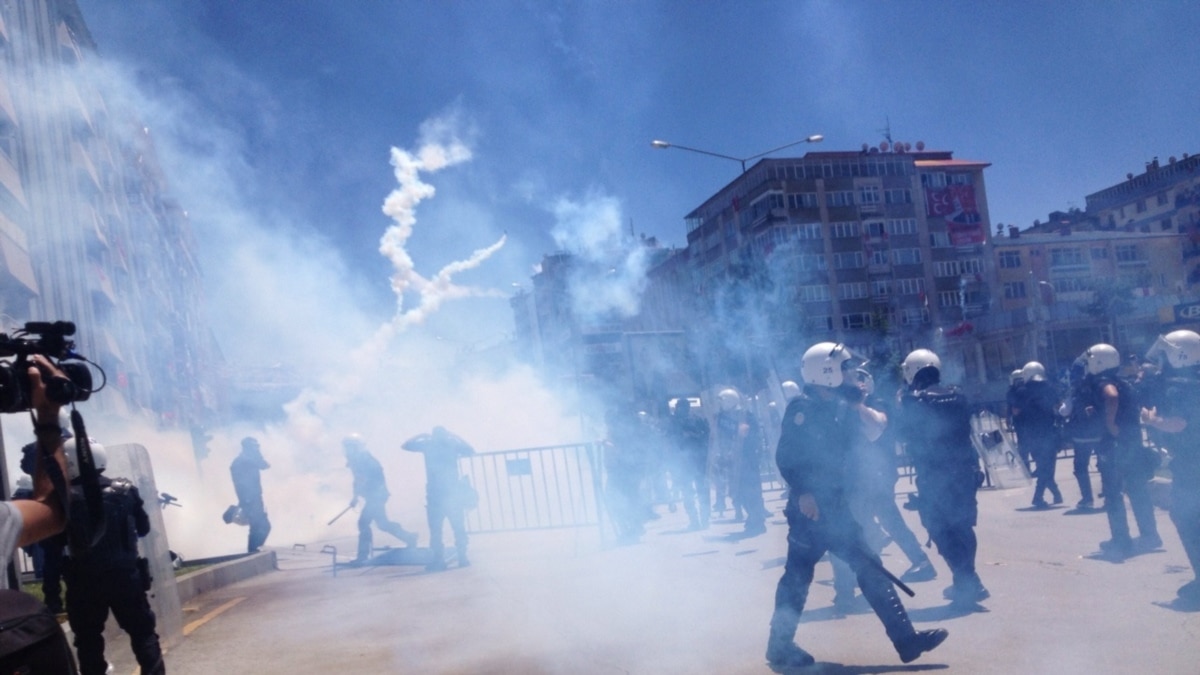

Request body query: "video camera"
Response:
[0, 321, 97, 413]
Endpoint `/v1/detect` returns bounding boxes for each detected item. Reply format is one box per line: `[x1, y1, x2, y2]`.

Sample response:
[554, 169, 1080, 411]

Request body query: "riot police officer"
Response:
[894, 349, 989, 607]
[1141, 330, 1200, 599]
[230, 436, 271, 553]
[765, 342, 947, 669]
[1080, 343, 1162, 558]
[344, 434, 419, 564]
[1012, 361, 1063, 508]
[62, 439, 165, 675]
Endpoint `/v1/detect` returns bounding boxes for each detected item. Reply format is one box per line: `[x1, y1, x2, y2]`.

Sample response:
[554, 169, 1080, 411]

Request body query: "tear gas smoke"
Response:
[550, 192, 649, 321]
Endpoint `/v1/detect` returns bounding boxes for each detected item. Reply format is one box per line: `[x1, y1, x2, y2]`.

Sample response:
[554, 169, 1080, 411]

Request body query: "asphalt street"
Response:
[102, 456, 1200, 674]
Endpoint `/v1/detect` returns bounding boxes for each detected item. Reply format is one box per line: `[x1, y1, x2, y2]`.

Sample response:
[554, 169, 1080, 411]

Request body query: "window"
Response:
[937, 291, 960, 307]
[1049, 248, 1085, 267]
[1136, 199, 1146, 213]
[929, 231, 951, 248]
[998, 250, 1022, 269]
[1115, 245, 1140, 263]
[1161, 217, 1173, 231]
[858, 185, 881, 205]
[798, 254, 827, 271]
[920, 172, 947, 189]
[840, 282, 869, 300]
[788, 193, 819, 209]
[895, 278, 925, 295]
[934, 261, 960, 277]
[886, 218, 917, 235]
[960, 258, 983, 274]
[892, 248, 922, 265]
[830, 221, 861, 238]
[798, 285, 831, 302]
[872, 280, 892, 296]
[899, 308, 928, 325]
[842, 313, 873, 329]
[1003, 281, 1027, 299]
[806, 315, 833, 331]
[1053, 277, 1091, 293]
[1157, 193, 1169, 206]
[833, 251, 864, 269]
[1091, 247, 1108, 260]
[826, 191, 855, 207]
[870, 250, 889, 266]
[885, 189, 912, 205]
[948, 173, 972, 185]
[796, 222, 822, 240]
[865, 221, 886, 237]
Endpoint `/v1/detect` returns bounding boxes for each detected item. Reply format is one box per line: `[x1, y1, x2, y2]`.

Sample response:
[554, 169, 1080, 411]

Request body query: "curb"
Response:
[175, 550, 277, 605]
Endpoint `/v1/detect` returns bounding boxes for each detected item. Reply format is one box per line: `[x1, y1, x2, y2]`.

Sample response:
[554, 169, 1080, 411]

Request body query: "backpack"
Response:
[0, 589, 78, 674]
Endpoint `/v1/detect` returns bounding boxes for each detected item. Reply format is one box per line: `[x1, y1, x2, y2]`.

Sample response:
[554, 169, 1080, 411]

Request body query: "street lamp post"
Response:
[650, 134, 823, 173]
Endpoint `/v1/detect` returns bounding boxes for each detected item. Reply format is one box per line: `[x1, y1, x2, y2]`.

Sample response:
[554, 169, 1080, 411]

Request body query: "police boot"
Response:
[354, 532, 373, 564]
[860, 567, 917, 646]
[895, 628, 949, 664]
[765, 610, 813, 670]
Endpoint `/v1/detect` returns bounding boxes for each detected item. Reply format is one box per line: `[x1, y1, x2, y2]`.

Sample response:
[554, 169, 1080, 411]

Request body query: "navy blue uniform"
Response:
[1062, 375, 1106, 507]
[767, 391, 926, 663]
[1143, 372, 1200, 578]
[64, 476, 164, 675]
[1012, 379, 1063, 506]
[1094, 373, 1160, 554]
[231, 448, 271, 553]
[895, 382, 988, 603]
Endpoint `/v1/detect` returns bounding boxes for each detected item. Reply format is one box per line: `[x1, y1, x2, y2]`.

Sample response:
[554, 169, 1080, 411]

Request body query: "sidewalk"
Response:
[107, 457, 1200, 673]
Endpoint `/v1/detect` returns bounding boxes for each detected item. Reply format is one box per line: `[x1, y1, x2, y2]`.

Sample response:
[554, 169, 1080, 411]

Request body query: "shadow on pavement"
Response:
[771, 661, 950, 674]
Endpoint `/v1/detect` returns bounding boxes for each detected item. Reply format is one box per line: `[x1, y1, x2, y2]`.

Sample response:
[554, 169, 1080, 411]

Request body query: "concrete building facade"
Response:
[0, 0, 220, 440]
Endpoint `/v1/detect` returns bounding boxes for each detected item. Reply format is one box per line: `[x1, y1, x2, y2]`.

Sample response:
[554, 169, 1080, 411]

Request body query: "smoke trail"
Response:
[281, 115, 506, 448]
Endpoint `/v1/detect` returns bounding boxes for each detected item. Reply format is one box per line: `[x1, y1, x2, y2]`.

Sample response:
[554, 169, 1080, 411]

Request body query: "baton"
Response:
[327, 504, 354, 526]
[845, 538, 915, 597]
[870, 556, 916, 597]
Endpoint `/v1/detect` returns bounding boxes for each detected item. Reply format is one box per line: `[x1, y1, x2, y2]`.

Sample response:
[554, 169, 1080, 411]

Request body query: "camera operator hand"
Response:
[14, 354, 70, 547]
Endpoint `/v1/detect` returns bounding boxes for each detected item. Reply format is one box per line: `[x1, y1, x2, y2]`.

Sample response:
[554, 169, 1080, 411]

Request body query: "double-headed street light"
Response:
[650, 134, 824, 173]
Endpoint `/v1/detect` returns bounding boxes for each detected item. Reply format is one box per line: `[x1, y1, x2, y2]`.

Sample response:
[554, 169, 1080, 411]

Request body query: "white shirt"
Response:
[0, 500, 22, 589]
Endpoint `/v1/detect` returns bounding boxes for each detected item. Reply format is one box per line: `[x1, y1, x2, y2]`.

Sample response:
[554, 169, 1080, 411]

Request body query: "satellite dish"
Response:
[904, 142, 912, 151]
[916, 141, 925, 150]
[879, 141, 890, 151]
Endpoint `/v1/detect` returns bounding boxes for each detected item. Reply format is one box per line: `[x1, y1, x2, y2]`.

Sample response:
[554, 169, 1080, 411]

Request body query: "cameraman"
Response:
[2, 355, 71, 588]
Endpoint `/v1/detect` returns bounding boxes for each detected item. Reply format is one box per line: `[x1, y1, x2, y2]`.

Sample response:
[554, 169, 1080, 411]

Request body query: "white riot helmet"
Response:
[901, 349, 942, 385]
[1009, 369, 1024, 386]
[64, 437, 106, 480]
[1146, 330, 1200, 369]
[1021, 361, 1047, 382]
[800, 342, 859, 388]
[1080, 343, 1121, 375]
[717, 388, 741, 411]
[780, 381, 801, 401]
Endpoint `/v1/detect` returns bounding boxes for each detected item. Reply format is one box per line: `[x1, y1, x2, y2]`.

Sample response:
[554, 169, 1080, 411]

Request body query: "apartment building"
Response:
[0, 0, 220, 432]
[677, 143, 999, 383]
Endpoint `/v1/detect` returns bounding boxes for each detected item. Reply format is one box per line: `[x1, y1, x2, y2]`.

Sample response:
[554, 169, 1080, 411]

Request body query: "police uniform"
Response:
[230, 441, 271, 553]
[64, 475, 165, 675]
[1143, 371, 1200, 585]
[767, 390, 942, 666]
[1061, 371, 1105, 508]
[1093, 372, 1161, 555]
[895, 378, 989, 604]
[1012, 377, 1064, 507]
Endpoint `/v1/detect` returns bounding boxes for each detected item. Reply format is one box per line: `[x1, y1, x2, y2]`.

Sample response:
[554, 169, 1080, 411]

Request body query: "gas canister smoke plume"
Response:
[284, 115, 506, 442]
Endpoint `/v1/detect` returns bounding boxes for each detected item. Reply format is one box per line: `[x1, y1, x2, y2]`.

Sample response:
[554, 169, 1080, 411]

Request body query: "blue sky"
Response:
[74, 0, 1200, 355]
